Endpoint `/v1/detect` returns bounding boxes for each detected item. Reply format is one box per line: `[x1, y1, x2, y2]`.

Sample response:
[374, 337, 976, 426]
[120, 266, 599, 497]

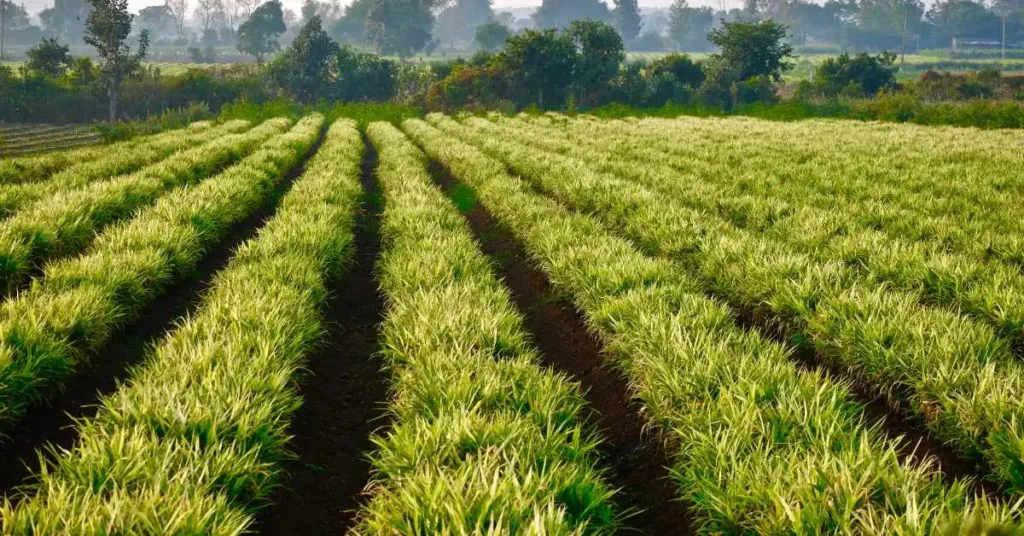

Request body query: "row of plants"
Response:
[0, 120, 217, 184]
[468, 116, 1024, 349]
[427, 114, 1024, 496]
[359, 121, 619, 532]
[546, 114, 1022, 246]
[1, 117, 362, 533]
[0, 115, 321, 443]
[0, 121, 250, 216]
[0, 118, 289, 295]
[0, 128, 101, 158]
[402, 116, 1018, 533]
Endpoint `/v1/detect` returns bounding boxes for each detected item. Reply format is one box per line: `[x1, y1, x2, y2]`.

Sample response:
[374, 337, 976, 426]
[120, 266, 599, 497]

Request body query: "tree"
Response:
[236, 0, 285, 62]
[436, 0, 494, 46]
[84, 0, 148, 122]
[164, 0, 188, 37]
[39, 0, 91, 42]
[267, 15, 337, 101]
[565, 19, 623, 104]
[707, 19, 793, 81]
[330, 0, 372, 43]
[301, 0, 340, 23]
[137, 5, 176, 38]
[236, 0, 259, 18]
[927, 0, 1001, 46]
[194, 0, 227, 34]
[813, 51, 897, 96]
[533, 0, 611, 29]
[613, 0, 642, 41]
[475, 20, 510, 50]
[364, 0, 434, 57]
[24, 37, 73, 77]
[667, 0, 714, 50]
[497, 28, 576, 107]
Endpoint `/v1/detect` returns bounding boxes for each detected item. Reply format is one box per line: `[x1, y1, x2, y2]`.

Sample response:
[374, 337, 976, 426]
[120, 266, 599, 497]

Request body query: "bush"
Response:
[650, 53, 705, 89]
[811, 52, 898, 98]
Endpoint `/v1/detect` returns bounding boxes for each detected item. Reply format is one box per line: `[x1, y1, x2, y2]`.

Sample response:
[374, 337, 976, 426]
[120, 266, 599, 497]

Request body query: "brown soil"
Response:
[427, 161, 695, 535]
[256, 133, 389, 534]
[0, 128, 327, 500]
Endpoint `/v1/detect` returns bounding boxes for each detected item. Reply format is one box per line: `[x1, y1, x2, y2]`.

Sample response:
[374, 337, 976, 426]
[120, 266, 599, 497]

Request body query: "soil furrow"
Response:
[427, 160, 695, 535]
[257, 132, 388, 535]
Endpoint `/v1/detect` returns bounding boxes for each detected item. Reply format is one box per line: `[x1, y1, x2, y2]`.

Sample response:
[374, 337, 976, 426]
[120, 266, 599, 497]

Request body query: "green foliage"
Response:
[708, 19, 794, 82]
[361, 121, 619, 533]
[613, 0, 643, 41]
[533, 0, 611, 29]
[23, 38, 74, 79]
[411, 113, 1024, 533]
[565, 19, 625, 105]
[810, 51, 899, 98]
[267, 16, 339, 102]
[236, 0, 286, 62]
[650, 52, 705, 87]
[365, 0, 435, 58]
[475, 20, 512, 52]
[84, 0, 150, 121]
[1, 116, 351, 532]
[667, 0, 714, 51]
[499, 28, 577, 108]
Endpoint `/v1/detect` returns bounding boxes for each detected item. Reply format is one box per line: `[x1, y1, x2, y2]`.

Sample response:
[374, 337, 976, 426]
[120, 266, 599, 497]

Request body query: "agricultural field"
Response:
[0, 124, 101, 157]
[0, 111, 1023, 534]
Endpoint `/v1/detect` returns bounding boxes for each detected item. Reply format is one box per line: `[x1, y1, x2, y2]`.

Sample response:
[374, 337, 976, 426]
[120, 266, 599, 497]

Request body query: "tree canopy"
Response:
[236, 0, 286, 62]
[707, 19, 793, 82]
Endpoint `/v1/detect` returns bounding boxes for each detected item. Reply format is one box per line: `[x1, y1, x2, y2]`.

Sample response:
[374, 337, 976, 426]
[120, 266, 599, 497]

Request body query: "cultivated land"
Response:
[0, 113, 1021, 533]
[0, 124, 101, 157]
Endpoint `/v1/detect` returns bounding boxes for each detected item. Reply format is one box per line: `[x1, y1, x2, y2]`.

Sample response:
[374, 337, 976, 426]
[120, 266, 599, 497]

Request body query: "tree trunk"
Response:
[109, 81, 119, 123]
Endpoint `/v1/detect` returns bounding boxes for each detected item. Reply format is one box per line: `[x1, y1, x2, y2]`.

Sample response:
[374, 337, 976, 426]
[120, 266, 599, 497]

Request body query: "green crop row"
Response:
[528, 114, 1024, 268]
[359, 122, 619, 534]
[0, 120, 250, 218]
[429, 114, 1024, 496]
[0, 121, 216, 185]
[468, 116, 1024, 352]
[0, 115, 321, 444]
[403, 117, 1021, 534]
[0, 118, 289, 296]
[1, 117, 362, 533]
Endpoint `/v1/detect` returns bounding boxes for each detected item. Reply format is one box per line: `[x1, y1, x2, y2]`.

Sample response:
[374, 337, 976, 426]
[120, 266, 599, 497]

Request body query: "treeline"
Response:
[3, 2, 1024, 126]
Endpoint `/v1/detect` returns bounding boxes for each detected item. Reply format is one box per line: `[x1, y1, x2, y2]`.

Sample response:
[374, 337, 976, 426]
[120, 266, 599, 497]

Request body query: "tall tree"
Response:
[330, 0, 371, 42]
[236, 0, 285, 62]
[498, 28, 576, 107]
[533, 0, 611, 29]
[236, 0, 259, 18]
[194, 0, 227, 34]
[137, 5, 176, 38]
[667, 0, 714, 50]
[164, 0, 188, 37]
[927, 0, 1001, 45]
[84, 0, 148, 121]
[613, 0, 642, 41]
[39, 0, 91, 42]
[436, 0, 494, 45]
[364, 0, 434, 57]
[707, 19, 793, 81]
[565, 18, 623, 103]
[267, 15, 337, 101]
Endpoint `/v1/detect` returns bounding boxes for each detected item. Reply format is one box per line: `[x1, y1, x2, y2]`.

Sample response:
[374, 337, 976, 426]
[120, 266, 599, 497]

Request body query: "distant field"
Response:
[2, 61, 235, 77]
[0, 124, 100, 157]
